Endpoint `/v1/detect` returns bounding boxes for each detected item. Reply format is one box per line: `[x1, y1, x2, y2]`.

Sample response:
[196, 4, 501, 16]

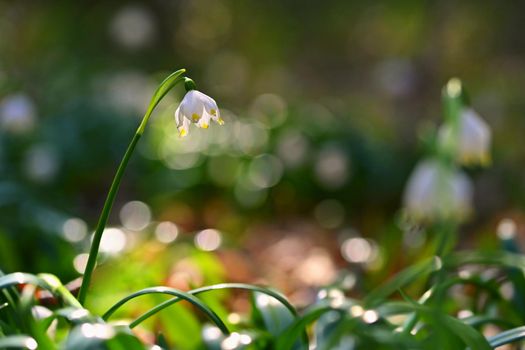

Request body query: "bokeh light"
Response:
[250, 93, 287, 128]
[73, 253, 89, 274]
[247, 154, 283, 189]
[195, 229, 222, 251]
[109, 5, 156, 50]
[155, 221, 179, 243]
[62, 218, 88, 243]
[276, 130, 310, 168]
[221, 332, 252, 350]
[23, 144, 59, 183]
[497, 218, 517, 240]
[119, 200, 152, 231]
[315, 146, 350, 189]
[98, 228, 127, 254]
[341, 237, 377, 264]
[0, 93, 36, 134]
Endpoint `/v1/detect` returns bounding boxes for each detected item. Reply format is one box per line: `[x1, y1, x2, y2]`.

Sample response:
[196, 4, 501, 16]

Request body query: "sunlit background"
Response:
[1, 1, 525, 342]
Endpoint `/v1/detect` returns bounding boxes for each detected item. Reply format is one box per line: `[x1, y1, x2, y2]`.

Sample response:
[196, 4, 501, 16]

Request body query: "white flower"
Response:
[403, 159, 473, 223]
[439, 108, 491, 166]
[0, 93, 36, 134]
[174, 90, 224, 137]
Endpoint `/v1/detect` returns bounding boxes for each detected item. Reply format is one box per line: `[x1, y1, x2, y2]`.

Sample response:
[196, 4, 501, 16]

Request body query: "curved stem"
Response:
[102, 287, 230, 335]
[78, 133, 141, 305]
[102, 283, 297, 325]
[77, 69, 187, 305]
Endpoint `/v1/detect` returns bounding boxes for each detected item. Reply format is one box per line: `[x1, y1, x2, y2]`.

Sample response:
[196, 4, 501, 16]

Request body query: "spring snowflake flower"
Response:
[403, 159, 473, 223]
[439, 108, 491, 166]
[174, 90, 224, 137]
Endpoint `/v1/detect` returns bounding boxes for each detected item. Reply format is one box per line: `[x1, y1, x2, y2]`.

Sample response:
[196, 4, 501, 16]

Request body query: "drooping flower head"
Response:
[175, 87, 224, 137]
[403, 159, 473, 223]
[439, 107, 491, 166]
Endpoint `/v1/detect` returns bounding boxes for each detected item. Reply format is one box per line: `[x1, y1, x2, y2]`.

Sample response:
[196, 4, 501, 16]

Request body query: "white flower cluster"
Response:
[403, 102, 491, 223]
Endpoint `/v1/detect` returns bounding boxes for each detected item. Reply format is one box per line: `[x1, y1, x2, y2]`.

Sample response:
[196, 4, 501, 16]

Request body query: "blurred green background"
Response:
[1, 0, 525, 308]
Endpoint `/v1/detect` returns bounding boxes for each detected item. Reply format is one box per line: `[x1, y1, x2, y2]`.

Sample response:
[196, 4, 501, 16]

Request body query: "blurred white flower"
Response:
[403, 159, 473, 223]
[175, 90, 224, 137]
[439, 108, 491, 166]
[0, 93, 36, 134]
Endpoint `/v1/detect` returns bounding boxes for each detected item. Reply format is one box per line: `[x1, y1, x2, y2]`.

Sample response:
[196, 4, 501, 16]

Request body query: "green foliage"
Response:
[1, 12, 524, 346]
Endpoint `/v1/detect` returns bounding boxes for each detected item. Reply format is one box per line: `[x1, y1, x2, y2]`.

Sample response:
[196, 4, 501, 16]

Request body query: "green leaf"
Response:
[54, 306, 98, 324]
[101, 286, 230, 335]
[275, 303, 335, 350]
[158, 300, 201, 349]
[446, 250, 525, 270]
[414, 305, 492, 350]
[0, 335, 38, 349]
[64, 323, 145, 350]
[123, 283, 297, 330]
[202, 324, 225, 350]
[38, 273, 82, 308]
[252, 291, 295, 336]
[0, 273, 52, 292]
[364, 257, 439, 307]
[487, 326, 525, 348]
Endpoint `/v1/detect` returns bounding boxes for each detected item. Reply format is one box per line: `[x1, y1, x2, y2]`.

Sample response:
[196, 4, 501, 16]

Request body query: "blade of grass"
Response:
[487, 326, 525, 348]
[275, 303, 336, 350]
[446, 251, 525, 270]
[0, 335, 38, 349]
[38, 274, 82, 308]
[105, 283, 297, 329]
[101, 286, 230, 335]
[0, 273, 53, 292]
[364, 257, 439, 308]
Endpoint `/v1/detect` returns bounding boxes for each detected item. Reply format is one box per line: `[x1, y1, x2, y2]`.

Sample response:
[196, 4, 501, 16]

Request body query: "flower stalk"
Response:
[78, 69, 187, 305]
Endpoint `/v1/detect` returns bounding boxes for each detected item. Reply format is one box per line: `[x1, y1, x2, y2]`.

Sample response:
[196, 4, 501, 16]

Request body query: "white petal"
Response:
[458, 108, 491, 165]
[197, 112, 211, 129]
[174, 106, 182, 126]
[177, 116, 190, 137]
[198, 94, 222, 124]
[183, 90, 206, 123]
[403, 159, 472, 222]
[403, 159, 439, 219]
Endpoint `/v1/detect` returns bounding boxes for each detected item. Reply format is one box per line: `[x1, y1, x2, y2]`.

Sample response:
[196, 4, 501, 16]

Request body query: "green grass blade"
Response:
[275, 304, 335, 350]
[487, 326, 525, 348]
[38, 274, 82, 308]
[0, 273, 52, 292]
[438, 314, 492, 350]
[101, 286, 230, 335]
[0, 335, 38, 349]
[117, 283, 297, 329]
[446, 251, 525, 269]
[410, 303, 492, 350]
[364, 257, 439, 307]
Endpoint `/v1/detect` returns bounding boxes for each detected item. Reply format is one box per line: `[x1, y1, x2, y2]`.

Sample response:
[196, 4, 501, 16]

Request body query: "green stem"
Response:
[77, 69, 187, 305]
[77, 132, 141, 305]
[401, 223, 457, 335]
